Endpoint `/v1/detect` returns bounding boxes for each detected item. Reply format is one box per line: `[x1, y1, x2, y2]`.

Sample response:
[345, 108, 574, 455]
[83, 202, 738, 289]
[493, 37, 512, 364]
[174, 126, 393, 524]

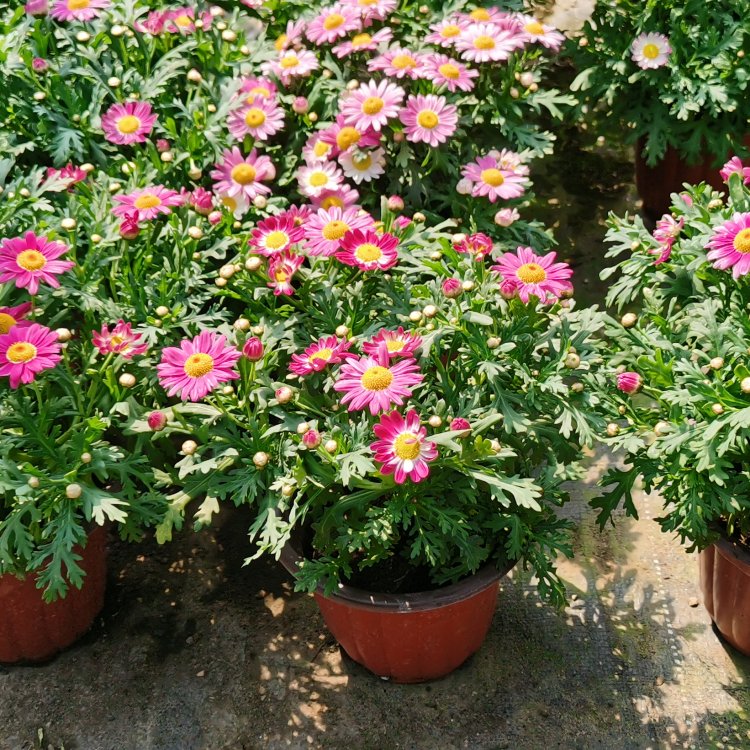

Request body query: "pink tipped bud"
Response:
[190, 187, 214, 216]
[156, 139, 171, 153]
[292, 96, 309, 114]
[449, 417, 471, 437]
[387, 195, 405, 212]
[147, 410, 168, 431]
[25, 0, 49, 15]
[242, 336, 264, 361]
[208, 210, 223, 225]
[302, 429, 321, 448]
[494, 208, 520, 227]
[442, 278, 463, 299]
[499, 278, 518, 300]
[275, 386, 293, 404]
[32, 57, 49, 72]
[394, 216, 412, 230]
[119, 211, 140, 240]
[616, 372, 642, 394]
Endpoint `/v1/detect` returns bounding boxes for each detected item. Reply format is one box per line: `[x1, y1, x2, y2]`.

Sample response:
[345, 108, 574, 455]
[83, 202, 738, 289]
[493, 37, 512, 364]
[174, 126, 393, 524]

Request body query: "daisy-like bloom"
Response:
[342, 0, 397, 22]
[261, 49, 319, 86]
[456, 23, 525, 63]
[228, 98, 285, 142]
[134, 9, 167, 33]
[267, 251, 305, 295]
[399, 94, 458, 148]
[419, 54, 478, 93]
[362, 327, 421, 359]
[216, 191, 250, 219]
[92, 320, 148, 359]
[0, 303, 33, 335]
[297, 161, 345, 198]
[517, 14, 565, 51]
[0, 324, 61, 389]
[305, 4, 361, 46]
[371, 409, 437, 484]
[425, 17, 468, 47]
[163, 8, 211, 34]
[236, 77, 278, 107]
[319, 114, 381, 157]
[289, 335, 353, 376]
[211, 147, 275, 201]
[332, 28, 393, 58]
[0, 232, 74, 295]
[303, 133, 336, 164]
[631, 32, 671, 70]
[462, 6, 509, 24]
[50, 0, 109, 22]
[157, 331, 241, 402]
[273, 20, 306, 52]
[491, 246, 573, 304]
[340, 79, 405, 132]
[336, 228, 399, 271]
[720, 157, 750, 185]
[461, 154, 528, 202]
[706, 213, 750, 278]
[285, 204, 314, 228]
[653, 214, 684, 245]
[101, 100, 157, 145]
[454, 232, 494, 261]
[304, 206, 374, 257]
[25, 0, 49, 16]
[312, 185, 361, 211]
[43, 163, 87, 190]
[368, 47, 427, 80]
[112, 186, 183, 221]
[334, 346, 423, 415]
[249, 214, 305, 256]
[338, 147, 386, 184]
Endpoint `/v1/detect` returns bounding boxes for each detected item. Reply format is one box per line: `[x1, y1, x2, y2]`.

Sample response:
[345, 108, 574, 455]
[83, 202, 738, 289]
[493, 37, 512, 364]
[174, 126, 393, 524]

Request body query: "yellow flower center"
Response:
[322, 220, 350, 241]
[353, 154, 372, 171]
[336, 126, 361, 150]
[481, 168, 504, 187]
[524, 21, 545, 35]
[0, 313, 17, 334]
[313, 141, 331, 157]
[16, 249, 47, 271]
[321, 196, 344, 209]
[516, 262, 547, 284]
[391, 54, 417, 70]
[67, 0, 90, 9]
[174, 14, 192, 27]
[134, 193, 161, 210]
[309, 347, 333, 362]
[231, 164, 257, 185]
[417, 110, 439, 129]
[323, 12, 345, 30]
[642, 43, 660, 60]
[362, 96, 384, 115]
[351, 33, 372, 47]
[274, 34, 288, 51]
[438, 63, 461, 80]
[358, 0, 377, 5]
[264, 231, 289, 250]
[244, 108, 266, 128]
[280, 54, 299, 69]
[116, 115, 141, 134]
[385, 340, 405, 352]
[111, 335, 124, 346]
[474, 35, 496, 50]
[355, 243, 382, 263]
[470, 8, 491, 21]
[184, 352, 214, 378]
[733, 228, 750, 253]
[274, 269, 289, 282]
[247, 86, 272, 100]
[394, 432, 421, 460]
[221, 195, 238, 211]
[309, 172, 329, 188]
[440, 24, 461, 38]
[361, 364, 393, 391]
[6, 342, 37, 364]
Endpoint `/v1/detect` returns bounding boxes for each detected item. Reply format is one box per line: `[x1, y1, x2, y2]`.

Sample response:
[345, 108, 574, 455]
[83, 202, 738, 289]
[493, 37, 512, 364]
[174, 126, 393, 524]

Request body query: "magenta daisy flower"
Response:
[340, 79, 405, 132]
[720, 157, 750, 185]
[50, 0, 109, 22]
[491, 246, 573, 303]
[332, 28, 393, 58]
[261, 49, 319, 85]
[706, 213, 750, 278]
[289, 335, 353, 376]
[631, 32, 671, 70]
[425, 18, 468, 47]
[461, 154, 528, 202]
[211, 147, 275, 201]
[334, 346, 423, 415]
[362, 327, 422, 359]
[0, 303, 32, 335]
[92, 320, 148, 359]
[456, 23, 525, 63]
[399, 94, 458, 148]
[0, 324, 61, 389]
[250, 214, 305, 256]
[112, 185, 183, 220]
[368, 48, 427, 80]
[227, 99, 285, 142]
[312, 185, 361, 211]
[157, 331, 241, 402]
[420, 54, 478, 92]
[297, 161, 345, 198]
[305, 4, 361, 45]
[304, 206, 374, 257]
[371, 409, 437, 484]
[653, 214, 683, 245]
[518, 14, 565, 50]
[0, 231, 74, 295]
[336, 229, 398, 271]
[454, 232, 494, 261]
[101, 100, 157, 145]
[267, 251, 305, 296]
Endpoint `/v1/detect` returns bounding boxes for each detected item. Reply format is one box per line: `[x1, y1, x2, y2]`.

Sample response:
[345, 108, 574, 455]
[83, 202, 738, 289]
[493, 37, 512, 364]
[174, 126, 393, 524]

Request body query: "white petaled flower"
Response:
[631, 32, 671, 70]
[338, 148, 386, 183]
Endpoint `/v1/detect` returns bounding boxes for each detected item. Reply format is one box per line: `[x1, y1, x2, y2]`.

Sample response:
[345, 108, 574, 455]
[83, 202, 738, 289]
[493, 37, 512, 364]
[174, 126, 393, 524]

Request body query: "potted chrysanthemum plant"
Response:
[592, 157, 750, 655]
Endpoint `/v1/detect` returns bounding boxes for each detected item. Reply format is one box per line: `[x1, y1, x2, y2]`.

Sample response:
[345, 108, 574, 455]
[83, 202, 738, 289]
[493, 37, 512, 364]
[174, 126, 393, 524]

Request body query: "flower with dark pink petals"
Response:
[454, 232, 494, 261]
[267, 251, 304, 295]
[242, 337, 264, 361]
[0, 323, 61, 388]
[92, 320, 148, 359]
[336, 229, 399, 271]
[290, 335, 353, 376]
[147, 411, 168, 431]
[442, 278, 463, 298]
[616, 372, 642, 394]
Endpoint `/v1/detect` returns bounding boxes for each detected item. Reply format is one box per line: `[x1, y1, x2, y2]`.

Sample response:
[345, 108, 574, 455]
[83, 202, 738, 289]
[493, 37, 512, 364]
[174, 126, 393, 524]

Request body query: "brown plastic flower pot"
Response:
[0, 524, 107, 664]
[281, 543, 516, 683]
[699, 533, 750, 656]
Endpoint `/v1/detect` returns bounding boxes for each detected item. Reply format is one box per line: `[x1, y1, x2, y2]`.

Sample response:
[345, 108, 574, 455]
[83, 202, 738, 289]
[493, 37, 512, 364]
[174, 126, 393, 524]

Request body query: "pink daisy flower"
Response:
[267, 251, 305, 296]
[454, 232, 494, 261]
[50, 0, 109, 22]
[371, 409, 437, 484]
[720, 157, 750, 185]
[334, 345, 423, 415]
[368, 47, 427, 80]
[462, 6, 511, 24]
[425, 18, 469, 47]
[297, 161, 345, 198]
[134, 10, 167, 34]
[338, 147, 386, 184]
[44, 163, 87, 188]
[311, 185, 361, 211]
[112, 186, 183, 220]
[272, 20, 306, 52]
[303, 133, 336, 164]
[706, 213, 750, 278]
[101, 100, 157, 145]
[399, 94, 458, 148]
[342, 0, 397, 22]
[336, 229, 398, 271]
[0, 303, 33, 335]
[319, 114, 381, 157]
[236, 77, 278, 107]
[261, 49, 319, 85]
[305, 4, 361, 46]
[456, 23, 525, 63]
[157, 331, 241, 402]
[163, 8, 211, 34]
[250, 214, 305, 256]
[340, 79, 405, 132]
[0, 323, 61, 389]
[216, 191, 250, 219]
[289, 335, 353, 376]
[227, 99, 285, 142]
[631, 32, 671, 70]
[653, 214, 684, 245]
[362, 327, 421, 359]
[92, 320, 148, 359]
[491, 247, 573, 303]
[518, 14, 565, 50]
[420, 54, 478, 92]
[211, 147, 275, 201]
[304, 206, 375, 257]
[0, 232, 74, 295]
[332, 28, 393, 58]
[461, 154, 528, 202]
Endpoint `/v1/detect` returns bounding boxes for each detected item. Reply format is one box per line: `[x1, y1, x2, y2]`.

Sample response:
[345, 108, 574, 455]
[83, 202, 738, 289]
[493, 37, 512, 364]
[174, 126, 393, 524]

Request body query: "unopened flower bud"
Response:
[509, 87, 520, 99]
[242, 336, 264, 361]
[148, 411, 168, 431]
[302, 429, 321, 448]
[245, 256, 263, 271]
[188, 166, 203, 180]
[119, 373, 136, 388]
[156, 306, 169, 317]
[430, 251, 442, 261]
[275, 386, 293, 404]
[450, 417, 471, 437]
[219, 264, 235, 279]
[186, 226, 202, 240]
[55, 327, 72, 342]
[616, 372, 641, 394]
[107, 76, 120, 87]
[292, 96, 309, 114]
[709, 357, 724, 370]
[606, 423, 620, 437]
[160, 151, 173, 163]
[308, 112, 318, 122]
[621, 313, 637, 328]
[221, 29, 237, 42]
[214, 277, 227, 287]
[423, 304, 437, 318]
[323, 439, 338, 454]
[741, 377, 750, 393]
[182, 439, 198, 455]
[654, 421, 669, 436]
[712, 403, 724, 415]
[76, 31, 90, 42]
[564, 352, 581, 369]
[335, 325, 349, 337]
[409, 310, 422, 323]
[19, 188, 30, 198]
[487, 337, 501, 349]
[571, 382, 584, 393]
[208, 210, 222, 225]
[66, 483, 82, 499]
[91, 234, 102, 244]
[28, 476, 40, 489]
[519, 72, 534, 87]
[187, 68, 203, 83]
[234, 318, 251, 332]
[428, 415, 442, 428]
[387, 195, 404, 212]
[253, 451, 269, 468]
[442, 278, 462, 298]
[253, 195, 268, 209]
[252, 324, 264, 335]
[80, 452, 92, 463]
[393, 131, 405, 143]
[412, 212, 425, 223]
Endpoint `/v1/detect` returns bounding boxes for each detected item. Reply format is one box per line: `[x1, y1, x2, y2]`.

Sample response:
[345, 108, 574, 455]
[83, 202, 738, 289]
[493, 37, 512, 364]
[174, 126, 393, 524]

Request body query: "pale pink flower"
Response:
[491, 247, 573, 304]
[289, 335, 353, 375]
[371, 409, 437, 484]
[425, 17, 468, 47]
[362, 327, 421, 359]
[235, 76, 278, 107]
[112, 186, 183, 220]
[720, 157, 750, 185]
[342, 0, 397, 22]
[332, 28, 393, 58]
[319, 114, 381, 156]
[338, 147, 386, 183]
[190, 187, 214, 215]
[25, 0, 49, 16]
[302, 133, 336, 164]
[631, 32, 671, 69]
[495, 207, 520, 227]
[461, 154, 528, 202]
[311, 185, 361, 211]
[419, 54, 478, 92]
[0, 232, 74, 295]
[305, 4, 361, 46]
[368, 47, 427, 80]
[92, 320, 148, 358]
[50, 0, 109, 22]
[339, 79, 405, 132]
[297, 161, 345, 198]
[211, 147, 274, 201]
[272, 20, 306, 52]
[304, 206, 374, 257]
[261, 49, 319, 85]
[653, 214, 684, 245]
[399, 94, 458, 148]
[0, 323, 60, 389]
[227, 98, 285, 142]
[101, 100, 157, 145]
[455, 23, 525, 63]
[517, 14, 565, 50]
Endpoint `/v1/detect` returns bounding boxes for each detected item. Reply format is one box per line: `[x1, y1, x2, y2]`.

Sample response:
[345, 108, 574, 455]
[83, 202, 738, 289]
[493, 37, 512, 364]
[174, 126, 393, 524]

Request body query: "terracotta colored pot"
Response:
[699, 532, 750, 655]
[0, 525, 107, 664]
[281, 543, 515, 683]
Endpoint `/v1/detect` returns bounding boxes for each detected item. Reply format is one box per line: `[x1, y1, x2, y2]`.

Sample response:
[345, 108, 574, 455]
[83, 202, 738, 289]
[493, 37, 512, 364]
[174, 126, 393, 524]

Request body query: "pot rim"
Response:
[279, 541, 516, 613]
[710, 525, 750, 568]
